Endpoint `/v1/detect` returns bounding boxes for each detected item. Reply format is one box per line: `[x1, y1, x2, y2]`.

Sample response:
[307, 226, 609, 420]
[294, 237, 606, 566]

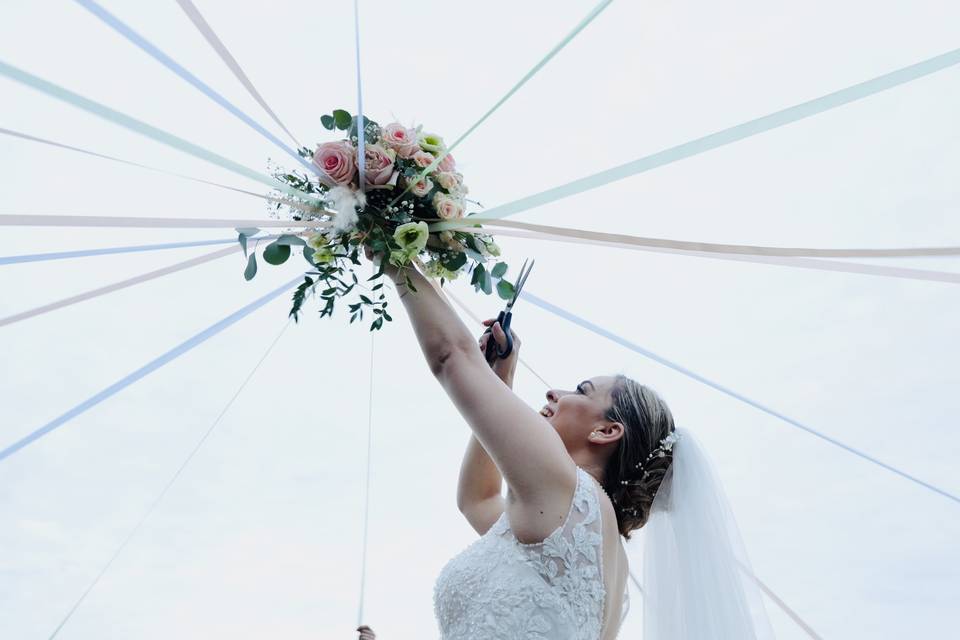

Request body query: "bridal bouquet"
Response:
[238, 109, 514, 331]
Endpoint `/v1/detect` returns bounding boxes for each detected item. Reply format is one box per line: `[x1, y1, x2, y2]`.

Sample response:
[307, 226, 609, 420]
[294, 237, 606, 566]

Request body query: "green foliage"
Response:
[320, 114, 335, 130]
[244, 253, 257, 281]
[332, 109, 353, 130]
[497, 278, 515, 300]
[263, 242, 291, 265]
[491, 262, 508, 278]
[441, 251, 467, 271]
[275, 234, 306, 246]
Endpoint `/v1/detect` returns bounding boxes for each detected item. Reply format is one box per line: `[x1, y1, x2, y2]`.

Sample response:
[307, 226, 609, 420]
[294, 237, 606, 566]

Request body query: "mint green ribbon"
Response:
[0, 59, 321, 205]
[431, 46, 960, 232]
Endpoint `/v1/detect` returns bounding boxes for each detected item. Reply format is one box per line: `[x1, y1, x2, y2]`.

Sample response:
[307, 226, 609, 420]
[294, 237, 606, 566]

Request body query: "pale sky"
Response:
[1, 0, 959, 638]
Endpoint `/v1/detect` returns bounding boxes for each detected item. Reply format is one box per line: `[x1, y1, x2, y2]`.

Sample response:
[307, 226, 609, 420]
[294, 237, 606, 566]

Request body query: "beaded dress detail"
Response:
[433, 467, 611, 640]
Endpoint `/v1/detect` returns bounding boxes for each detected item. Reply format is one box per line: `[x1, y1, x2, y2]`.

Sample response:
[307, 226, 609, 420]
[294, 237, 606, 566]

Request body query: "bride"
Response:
[361, 247, 773, 639]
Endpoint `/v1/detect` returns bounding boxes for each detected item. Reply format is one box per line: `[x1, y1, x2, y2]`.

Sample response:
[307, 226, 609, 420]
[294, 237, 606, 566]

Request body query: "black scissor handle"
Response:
[483, 310, 514, 363]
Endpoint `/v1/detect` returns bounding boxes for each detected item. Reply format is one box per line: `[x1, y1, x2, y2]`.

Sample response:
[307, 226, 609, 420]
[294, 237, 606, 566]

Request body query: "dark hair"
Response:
[601, 374, 675, 539]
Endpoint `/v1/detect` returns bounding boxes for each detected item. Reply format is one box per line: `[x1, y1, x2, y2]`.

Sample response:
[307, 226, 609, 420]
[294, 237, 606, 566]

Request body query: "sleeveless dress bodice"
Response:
[433, 467, 625, 640]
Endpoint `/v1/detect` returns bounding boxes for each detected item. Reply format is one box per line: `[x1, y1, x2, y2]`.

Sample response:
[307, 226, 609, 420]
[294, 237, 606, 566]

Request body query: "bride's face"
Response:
[540, 375, 619, 449]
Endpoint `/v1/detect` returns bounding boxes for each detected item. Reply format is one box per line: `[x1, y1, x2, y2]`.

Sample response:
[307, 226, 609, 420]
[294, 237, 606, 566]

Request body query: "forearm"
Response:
[456, 370, 512, 510]
[389, 263, 475, 373]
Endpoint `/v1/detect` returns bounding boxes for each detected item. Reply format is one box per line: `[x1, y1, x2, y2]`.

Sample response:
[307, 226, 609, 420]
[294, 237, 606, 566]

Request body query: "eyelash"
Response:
[575, 384, 586, 395]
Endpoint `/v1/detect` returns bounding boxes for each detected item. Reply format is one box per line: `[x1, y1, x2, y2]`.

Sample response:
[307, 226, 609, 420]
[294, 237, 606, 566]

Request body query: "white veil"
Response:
[641, 427, 775, 639]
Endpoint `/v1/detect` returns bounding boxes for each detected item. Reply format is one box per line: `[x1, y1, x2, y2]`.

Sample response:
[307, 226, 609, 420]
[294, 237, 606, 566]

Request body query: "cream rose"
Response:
[312, 141, 356, 186]
[411, 150, 436, 170]
[432, 192, 465, 220]
[409, 177, 434, 197]
[435, 171, 461, 193]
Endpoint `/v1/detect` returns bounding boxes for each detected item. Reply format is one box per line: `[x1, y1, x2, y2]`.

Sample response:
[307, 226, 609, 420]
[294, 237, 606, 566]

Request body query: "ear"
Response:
[589, 421, 624, 445]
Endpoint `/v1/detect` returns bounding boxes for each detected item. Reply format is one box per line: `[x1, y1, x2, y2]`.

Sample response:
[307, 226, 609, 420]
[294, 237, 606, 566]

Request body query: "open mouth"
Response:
[540, 406, 554, 418]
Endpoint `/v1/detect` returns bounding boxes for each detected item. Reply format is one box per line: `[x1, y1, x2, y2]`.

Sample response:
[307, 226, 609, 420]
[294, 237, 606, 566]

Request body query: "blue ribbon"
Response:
[0, 238, 236, 265]
[0, 274, 305, 462]
[73, 0, 317, 176]
[519, 288, 960, 505]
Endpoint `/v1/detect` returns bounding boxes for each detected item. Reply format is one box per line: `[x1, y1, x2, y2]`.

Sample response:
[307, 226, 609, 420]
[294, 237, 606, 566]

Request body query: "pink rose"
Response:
[363, 143, 399, 188]
[437, 152, 456, 172]
[312, 141, 356, 187]
[409, 177, 433, 197]
[432, 192, 465, 220]
[412, 150, 437, 170]
[380, 123, 420, 158]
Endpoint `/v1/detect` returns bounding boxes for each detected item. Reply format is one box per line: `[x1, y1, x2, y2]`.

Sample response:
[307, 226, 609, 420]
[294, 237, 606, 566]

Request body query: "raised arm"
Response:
[379, 254, 577, 543]
[456, 318, 519, 535]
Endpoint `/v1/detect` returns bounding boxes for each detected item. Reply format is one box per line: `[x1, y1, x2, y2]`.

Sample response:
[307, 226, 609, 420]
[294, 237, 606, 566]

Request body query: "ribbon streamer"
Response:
[0, 60, 320, 204]
[354, 0, 366, 192]
[0, 273, 306, 463]
[430, 46, 960, 230]
[173, 0, 302, 148]
[73, 0, 316, 175]
[455, 218, 960, 258]
[473, 227, 960, 284]
[0, 232, 309, 327]
[0, 127, 325, 218]
[390, 0, 613, 205]
[517, 288, 960, 505]
[0, 214, 330, 229]
[1, 238, 237, 266]
[1, 126, 266, 199]
[1, 245, 233, 328]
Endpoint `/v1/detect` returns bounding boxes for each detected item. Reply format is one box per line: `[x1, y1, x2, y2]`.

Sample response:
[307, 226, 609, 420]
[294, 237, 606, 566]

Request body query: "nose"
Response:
[546, 388, 571, 403]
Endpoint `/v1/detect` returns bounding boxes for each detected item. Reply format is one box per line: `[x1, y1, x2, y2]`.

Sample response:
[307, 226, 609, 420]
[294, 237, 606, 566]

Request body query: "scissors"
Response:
[483, 258, 534, 364]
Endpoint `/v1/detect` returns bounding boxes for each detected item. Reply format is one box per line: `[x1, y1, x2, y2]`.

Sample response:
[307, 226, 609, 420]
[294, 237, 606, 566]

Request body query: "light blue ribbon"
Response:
[354, 0, 366, 191]
[0, 238, 236, 265]
[432, 46, 960, 230]
[519, 288, 960, 505]
[0, 273, 306, 462]
[72, 0, 316, 176]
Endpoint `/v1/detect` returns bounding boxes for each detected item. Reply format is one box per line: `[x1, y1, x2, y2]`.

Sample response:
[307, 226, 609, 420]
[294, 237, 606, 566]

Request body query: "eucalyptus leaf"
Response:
[463, 247, 485, 263]
[303, 246, 316, 265]
[276, 234, 307, 246]
[333, 109, 352, 130]
[496, 279, 515, 300]
[471, 263, 485, 286]
[238, 233, 248, 258]
[244, 253, 258, 280]
[321, 114, 335, 130]
[481, 270, 493, 295]
[491, 262, 508, 278]
[263, 242, 291, 265]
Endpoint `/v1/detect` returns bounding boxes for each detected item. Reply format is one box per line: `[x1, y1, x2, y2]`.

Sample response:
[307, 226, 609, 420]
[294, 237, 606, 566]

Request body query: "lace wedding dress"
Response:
[433, 466, 628, 640]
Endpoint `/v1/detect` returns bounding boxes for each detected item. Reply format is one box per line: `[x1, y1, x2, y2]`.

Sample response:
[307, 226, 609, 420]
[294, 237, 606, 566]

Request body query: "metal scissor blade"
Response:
[506, 258, 534, 308]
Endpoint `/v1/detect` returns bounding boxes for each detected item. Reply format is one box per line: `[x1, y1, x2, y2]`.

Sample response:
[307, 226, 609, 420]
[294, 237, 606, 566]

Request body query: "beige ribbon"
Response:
[174, 0, 302, 148]
[0, 232, 309, 327]
[468, 227, 960, 285]
[463, 218, 960, 258]
[0, 214, 331, 229]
